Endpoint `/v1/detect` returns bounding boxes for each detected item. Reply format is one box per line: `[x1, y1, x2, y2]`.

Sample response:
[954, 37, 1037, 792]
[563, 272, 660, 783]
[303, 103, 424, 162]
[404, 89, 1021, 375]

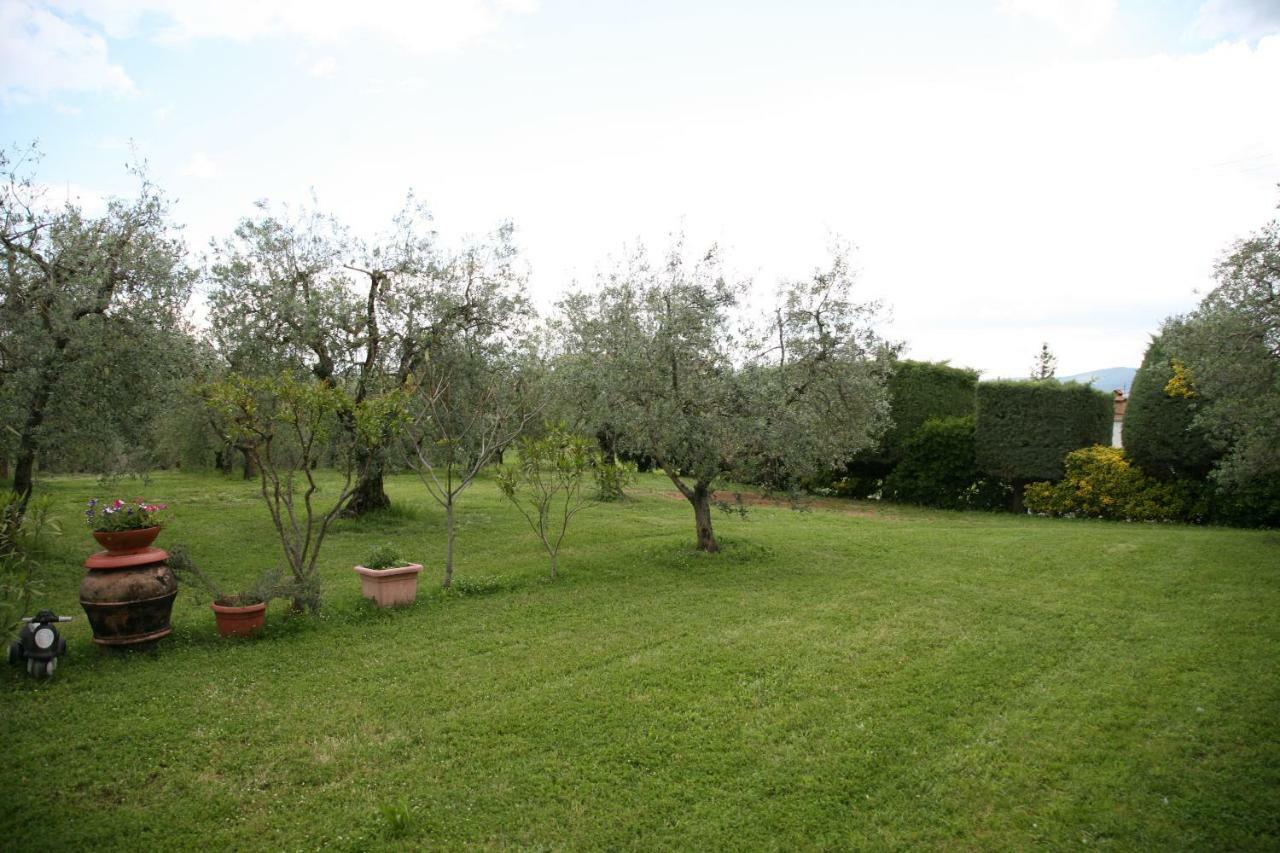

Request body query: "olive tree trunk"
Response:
[343, 448, 390, 516]
[690, 482, 719, 553]
[11, 379, 52, 513]
[443, 499, 456, 588]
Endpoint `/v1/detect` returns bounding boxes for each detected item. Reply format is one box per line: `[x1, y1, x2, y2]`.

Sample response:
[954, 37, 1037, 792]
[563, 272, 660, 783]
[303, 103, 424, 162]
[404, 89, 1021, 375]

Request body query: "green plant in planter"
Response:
[363, 543, 409, 570]
[84, 498, 168, 532]
[167, 545, 280, 607]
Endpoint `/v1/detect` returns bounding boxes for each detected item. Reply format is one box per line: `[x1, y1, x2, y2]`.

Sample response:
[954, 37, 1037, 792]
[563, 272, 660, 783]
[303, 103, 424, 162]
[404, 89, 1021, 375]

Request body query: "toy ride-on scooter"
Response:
[8, 610, 72, 678]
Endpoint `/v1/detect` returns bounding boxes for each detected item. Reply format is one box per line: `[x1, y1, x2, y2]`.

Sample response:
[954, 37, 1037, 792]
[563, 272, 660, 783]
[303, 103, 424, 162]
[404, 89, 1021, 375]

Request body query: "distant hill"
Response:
[981, 367, 1138, 391]
[1058, 367, 1137, 392]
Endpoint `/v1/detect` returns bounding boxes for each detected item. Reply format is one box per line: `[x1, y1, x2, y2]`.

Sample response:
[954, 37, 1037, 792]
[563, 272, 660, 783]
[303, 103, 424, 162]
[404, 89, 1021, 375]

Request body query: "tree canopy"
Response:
[557, 241, 893, 551]
[1164, 206, 1280, 486]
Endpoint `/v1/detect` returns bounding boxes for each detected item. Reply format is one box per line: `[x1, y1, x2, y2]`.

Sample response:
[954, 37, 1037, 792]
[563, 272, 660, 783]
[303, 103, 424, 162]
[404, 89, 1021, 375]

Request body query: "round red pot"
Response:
[92, 526, 161, 554]
[210, 600, 267, 638]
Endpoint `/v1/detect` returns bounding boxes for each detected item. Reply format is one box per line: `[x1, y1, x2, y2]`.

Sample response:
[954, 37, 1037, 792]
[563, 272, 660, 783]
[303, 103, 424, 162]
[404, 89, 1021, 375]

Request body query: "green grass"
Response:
[2, 470, 1278, 850]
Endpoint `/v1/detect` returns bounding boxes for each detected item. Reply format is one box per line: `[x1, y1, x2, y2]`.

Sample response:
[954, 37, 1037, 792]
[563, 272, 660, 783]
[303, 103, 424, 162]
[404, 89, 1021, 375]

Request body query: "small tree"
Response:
[402, 347, 538, 588]
[497, 427, 597, 579]
[1030, 342, 1057, 381]
[558, 241, 893, 552]
[202, 373, 401, 611]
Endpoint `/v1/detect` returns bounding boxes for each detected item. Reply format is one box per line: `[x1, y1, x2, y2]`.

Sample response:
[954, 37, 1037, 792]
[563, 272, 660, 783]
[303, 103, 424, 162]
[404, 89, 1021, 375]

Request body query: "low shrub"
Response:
[593, 455, 638, 502]
[882, 416, 1009, 511]
[1024, 446, 1198, 522]
[827, 468, 884, 499]
[883, 416, 975, 509]
[1204, 476, 1280, 529]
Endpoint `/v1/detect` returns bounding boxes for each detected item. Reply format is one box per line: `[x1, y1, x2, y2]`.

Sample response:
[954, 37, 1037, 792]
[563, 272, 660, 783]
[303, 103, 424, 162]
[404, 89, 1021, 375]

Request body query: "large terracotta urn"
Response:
[80, 532, 177, 649]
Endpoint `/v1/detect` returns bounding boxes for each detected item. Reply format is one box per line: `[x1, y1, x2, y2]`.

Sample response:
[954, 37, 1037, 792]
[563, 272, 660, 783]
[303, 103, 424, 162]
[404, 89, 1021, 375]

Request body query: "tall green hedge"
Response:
[1123, 335, 1218, 479]
[875, 360, 979, 464]
[975, 380, 1113, 483]
[830, 360, 977, 494]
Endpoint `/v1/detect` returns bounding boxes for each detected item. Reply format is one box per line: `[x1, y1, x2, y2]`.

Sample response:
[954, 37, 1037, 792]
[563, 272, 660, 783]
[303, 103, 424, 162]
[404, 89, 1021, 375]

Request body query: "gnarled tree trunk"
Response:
[343, 447, 390, 516]
[12, 379, 53, 513]
[691, 482, 719, 553]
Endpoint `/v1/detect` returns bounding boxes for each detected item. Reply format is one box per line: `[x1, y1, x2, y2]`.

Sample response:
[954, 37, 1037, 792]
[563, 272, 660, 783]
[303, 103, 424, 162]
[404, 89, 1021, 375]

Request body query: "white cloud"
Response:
[31, 180, 107, 215]
[418, 34, 1276, 377]
[181, 151, 217, 180]
[0, 0, 133, 102]
[4, 0, 536, 101]
[302, 55, 337, 78]
[48, 0, 536, 52]
[998, 0, 1117, 42]
[1193, 0, 1280, 41]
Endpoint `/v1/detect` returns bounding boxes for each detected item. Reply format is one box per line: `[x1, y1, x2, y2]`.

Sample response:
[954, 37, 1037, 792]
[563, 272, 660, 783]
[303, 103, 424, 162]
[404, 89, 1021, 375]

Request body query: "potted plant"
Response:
[167, 546, 277, 638]
[85, 498, 168, 553]
[354, 543, 423, 608]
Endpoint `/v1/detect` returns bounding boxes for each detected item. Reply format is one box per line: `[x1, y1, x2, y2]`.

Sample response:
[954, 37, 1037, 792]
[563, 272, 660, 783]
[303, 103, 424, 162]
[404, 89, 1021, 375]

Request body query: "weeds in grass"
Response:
[378, 797, 413, 839]
[444, 575, 506, 597]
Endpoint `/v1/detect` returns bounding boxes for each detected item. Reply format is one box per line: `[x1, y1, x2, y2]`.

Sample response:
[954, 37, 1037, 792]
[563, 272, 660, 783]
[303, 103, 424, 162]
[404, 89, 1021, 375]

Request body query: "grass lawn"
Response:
[1, 469, 1278, 850]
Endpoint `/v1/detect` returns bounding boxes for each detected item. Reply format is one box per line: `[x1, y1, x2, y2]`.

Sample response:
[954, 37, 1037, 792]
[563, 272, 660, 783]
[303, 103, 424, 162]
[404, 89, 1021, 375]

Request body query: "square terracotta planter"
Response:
[354, 563, 424, 607]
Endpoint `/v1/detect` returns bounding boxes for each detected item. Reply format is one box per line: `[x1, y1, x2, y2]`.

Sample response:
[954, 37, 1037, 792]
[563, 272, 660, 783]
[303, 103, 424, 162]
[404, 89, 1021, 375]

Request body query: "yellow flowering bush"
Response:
[1024, 446, 1198, 522]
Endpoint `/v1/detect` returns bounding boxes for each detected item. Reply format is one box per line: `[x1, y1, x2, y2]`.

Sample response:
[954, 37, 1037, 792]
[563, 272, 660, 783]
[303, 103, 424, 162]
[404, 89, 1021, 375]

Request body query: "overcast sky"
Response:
[2, 0, 1279, 378]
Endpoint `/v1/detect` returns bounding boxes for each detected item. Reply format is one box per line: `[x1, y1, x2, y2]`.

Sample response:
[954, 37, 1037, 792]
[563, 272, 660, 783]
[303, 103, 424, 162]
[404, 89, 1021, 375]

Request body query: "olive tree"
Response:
[0, 146, 193, 510]
[400, 227, 538, 588]
[557, 242, 893, 553]
[1163, 206, 1280, 486]
[207, 195, 444, 513]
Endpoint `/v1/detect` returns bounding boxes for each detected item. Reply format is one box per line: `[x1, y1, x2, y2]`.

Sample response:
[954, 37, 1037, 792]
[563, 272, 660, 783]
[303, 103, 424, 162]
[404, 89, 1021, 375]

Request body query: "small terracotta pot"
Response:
[354, 563, 424, 608]
[211, 600, 267, 637]
[93, 526, 161, 554]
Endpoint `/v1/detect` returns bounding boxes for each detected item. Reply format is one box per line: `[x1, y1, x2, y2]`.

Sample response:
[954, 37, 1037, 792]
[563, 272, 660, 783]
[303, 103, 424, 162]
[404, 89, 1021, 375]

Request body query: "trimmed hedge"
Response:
[1124, 335, 1218, 479]
[833, 360, 978, 492]
[975, 380, 1113, 483]
[881, 416, 1008, 510]
[880, 360, 978, 464]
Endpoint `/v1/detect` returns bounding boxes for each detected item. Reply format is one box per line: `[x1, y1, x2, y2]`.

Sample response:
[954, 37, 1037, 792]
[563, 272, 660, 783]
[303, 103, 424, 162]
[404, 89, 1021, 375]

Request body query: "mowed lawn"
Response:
[1, 470, 1278, 850]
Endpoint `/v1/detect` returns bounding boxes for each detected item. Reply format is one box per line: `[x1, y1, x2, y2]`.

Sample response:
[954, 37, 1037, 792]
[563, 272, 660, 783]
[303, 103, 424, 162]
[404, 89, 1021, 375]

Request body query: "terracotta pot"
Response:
[211, 600, 267, 638]
[354, 563, 423, 607]
[92, 526, 161, 554]
[80, 547, 176, 649]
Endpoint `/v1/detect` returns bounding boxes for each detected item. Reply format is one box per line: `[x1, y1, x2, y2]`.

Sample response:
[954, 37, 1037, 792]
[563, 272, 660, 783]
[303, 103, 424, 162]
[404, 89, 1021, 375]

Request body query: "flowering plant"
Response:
[85, 498, 168, 532]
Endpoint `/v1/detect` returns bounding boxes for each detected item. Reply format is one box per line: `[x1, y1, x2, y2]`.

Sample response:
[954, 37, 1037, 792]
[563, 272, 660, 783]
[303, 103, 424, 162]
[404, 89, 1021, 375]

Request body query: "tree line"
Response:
[3, 144, 1276, 578]
[0, 147, 898, 564]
